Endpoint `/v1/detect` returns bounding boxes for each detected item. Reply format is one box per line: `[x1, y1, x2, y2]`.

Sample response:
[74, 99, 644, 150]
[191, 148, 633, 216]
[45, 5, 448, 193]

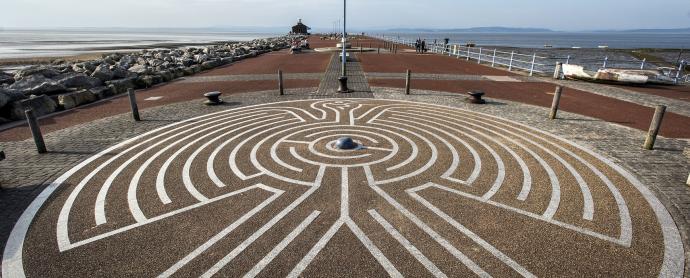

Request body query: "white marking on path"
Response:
[369, 209, 447, 278]
[243, 211, 321, 278]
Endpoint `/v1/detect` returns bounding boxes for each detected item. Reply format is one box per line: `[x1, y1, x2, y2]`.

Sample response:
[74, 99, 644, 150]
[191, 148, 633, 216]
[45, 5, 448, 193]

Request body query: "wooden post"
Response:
[127, 88, 141, 121]
[549, 86, 563, 120]
[553, 62, 563, 79]
[405, 69, 411, 95]
[491, 49, 497, 67]
[508, 51, 515, 71]
[644, 105, 666, 150]
[378, 45, 380, 54]
[25, 108, 47, 154]
[278, 69, 284, 95]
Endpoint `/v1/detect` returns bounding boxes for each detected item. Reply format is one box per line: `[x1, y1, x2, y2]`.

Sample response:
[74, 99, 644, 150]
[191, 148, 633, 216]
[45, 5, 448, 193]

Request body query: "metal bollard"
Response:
[554, 62, 563, 79]
[643, 105, 666, 150]
[278, 69, 284, 95]
[25, 109, 47, 154]
[127, 88, 141, 121]
[549, 86, 563, 120]
[405, 69, 411, 95]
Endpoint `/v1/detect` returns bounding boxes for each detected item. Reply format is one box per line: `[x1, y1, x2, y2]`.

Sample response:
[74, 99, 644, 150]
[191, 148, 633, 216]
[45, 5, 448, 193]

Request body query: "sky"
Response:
[2, 0, 690, 31]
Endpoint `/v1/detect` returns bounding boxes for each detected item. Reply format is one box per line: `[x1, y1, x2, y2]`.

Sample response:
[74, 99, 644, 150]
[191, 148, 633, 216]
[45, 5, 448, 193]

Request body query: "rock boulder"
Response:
[57, 73, 102, 89]
[13, 66, 60, 81]
[58, 90, 97, 109]
[8, 94, 57, 120]
[0, 71, 14, 85]
[91, 65, 114, 82]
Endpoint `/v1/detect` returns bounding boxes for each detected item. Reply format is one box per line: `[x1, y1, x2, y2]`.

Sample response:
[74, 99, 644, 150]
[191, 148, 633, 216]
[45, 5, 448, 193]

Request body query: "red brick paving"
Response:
[611, 84, 690, 102]
[359, 53, 516, 76]
[369, 79, 690, 138]
[0, 79, 319, 142]
[198, 50, 331, 75]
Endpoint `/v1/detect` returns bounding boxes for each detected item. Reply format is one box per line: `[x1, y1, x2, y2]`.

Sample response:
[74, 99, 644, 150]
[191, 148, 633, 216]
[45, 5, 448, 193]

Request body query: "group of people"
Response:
[290, 38, 310, 54]
[415, 38, 427, 53]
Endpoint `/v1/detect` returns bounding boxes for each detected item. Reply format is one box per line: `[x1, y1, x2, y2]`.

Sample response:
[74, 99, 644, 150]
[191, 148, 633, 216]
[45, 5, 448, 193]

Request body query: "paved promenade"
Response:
[1, 36, 689, 277]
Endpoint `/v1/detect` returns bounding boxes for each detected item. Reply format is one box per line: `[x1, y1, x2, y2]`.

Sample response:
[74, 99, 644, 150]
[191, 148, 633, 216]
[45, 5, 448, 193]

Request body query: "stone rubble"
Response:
[0, 35, 302, 123]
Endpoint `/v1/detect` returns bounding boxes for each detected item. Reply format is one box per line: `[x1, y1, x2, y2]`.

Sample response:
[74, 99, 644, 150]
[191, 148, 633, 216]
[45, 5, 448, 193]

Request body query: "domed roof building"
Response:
[291, 19, 310, 35]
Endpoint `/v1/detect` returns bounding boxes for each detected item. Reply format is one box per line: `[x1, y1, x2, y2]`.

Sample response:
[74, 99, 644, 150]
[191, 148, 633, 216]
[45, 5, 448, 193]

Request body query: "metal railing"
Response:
[374, 35, 688, 83]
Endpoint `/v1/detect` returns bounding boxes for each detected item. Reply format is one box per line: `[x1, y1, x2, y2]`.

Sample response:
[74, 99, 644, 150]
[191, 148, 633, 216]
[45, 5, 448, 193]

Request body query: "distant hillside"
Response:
[386, 27, 554, 33]
[606, 27, 690, 33]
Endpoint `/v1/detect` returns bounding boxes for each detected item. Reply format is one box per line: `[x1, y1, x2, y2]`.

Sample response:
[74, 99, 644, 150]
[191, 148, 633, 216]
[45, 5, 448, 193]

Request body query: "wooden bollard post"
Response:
[554, 62, 563, 79]
[644, 105, 666, 150]
[25, 108, 47, 154]
[378, 46, 380, 54]
[127, 88, 141, 121]
[549, 86, 563, 120]
[278, 69, 284, 95]
[405, 70, 412, 95]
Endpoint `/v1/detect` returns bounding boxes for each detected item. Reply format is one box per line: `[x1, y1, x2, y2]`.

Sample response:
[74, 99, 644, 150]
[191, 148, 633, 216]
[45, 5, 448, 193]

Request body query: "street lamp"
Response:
[337, 0, 350, 93]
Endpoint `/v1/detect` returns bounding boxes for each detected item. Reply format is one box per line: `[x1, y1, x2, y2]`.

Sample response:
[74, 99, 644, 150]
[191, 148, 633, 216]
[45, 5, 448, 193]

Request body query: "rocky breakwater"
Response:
[0, 36, 299, 123]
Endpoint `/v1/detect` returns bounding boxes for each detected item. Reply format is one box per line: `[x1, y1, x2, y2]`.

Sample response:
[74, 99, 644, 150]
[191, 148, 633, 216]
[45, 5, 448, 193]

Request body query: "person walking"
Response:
[421, 40, 427, 53]
[415, 39, 420, 53]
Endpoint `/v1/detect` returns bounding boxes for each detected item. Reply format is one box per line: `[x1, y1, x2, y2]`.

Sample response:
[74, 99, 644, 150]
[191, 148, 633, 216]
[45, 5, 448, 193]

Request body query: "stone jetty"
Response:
[0, 36, 301, 122]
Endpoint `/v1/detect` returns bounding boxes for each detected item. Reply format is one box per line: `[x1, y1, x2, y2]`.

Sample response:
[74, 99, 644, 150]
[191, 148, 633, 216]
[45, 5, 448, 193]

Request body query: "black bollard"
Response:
[338, 76, 350, 93]
[204, 91, 224, 105]
[466, 90, 486, 104]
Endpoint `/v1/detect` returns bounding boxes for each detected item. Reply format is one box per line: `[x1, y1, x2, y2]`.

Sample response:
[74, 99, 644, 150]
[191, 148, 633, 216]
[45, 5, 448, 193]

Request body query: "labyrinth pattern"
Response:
[3, 99, 683, 277]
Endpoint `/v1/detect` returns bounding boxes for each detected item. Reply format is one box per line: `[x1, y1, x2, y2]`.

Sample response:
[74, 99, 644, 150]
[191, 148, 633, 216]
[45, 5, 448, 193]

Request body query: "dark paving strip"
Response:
[369, 79, 690, 139]
[179, 73, 324, 83]
[0, 79, 318, 142]
[610, 84, 690, 102]
[197, 50, 332, 75]
[359, 53, 518, 76]
[315, 53, 373, 98]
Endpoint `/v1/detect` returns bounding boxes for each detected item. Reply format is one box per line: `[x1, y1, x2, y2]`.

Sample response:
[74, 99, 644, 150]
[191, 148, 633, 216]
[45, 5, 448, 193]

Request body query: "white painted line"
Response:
[408, 185, 535, 277]
[159, 185, 283, 278]
[369, 209, 447, 278]
[365, 167, 489, 277]
[201, 166, 327, 277]
[243, 210, 321, 278]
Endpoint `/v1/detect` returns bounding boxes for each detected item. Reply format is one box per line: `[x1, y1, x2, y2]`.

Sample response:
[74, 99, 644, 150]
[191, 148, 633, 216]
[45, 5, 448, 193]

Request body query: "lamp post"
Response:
[337, 0, 350, 93]
[341, 0, 347, 76]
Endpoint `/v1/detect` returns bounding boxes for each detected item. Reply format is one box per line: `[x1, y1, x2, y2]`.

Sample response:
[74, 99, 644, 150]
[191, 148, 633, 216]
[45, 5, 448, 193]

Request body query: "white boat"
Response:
[561, 64, 668, 84]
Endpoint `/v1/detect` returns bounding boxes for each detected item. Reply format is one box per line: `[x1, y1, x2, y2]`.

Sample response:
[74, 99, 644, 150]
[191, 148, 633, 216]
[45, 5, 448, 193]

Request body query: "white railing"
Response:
[374, 34, 688, 83]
